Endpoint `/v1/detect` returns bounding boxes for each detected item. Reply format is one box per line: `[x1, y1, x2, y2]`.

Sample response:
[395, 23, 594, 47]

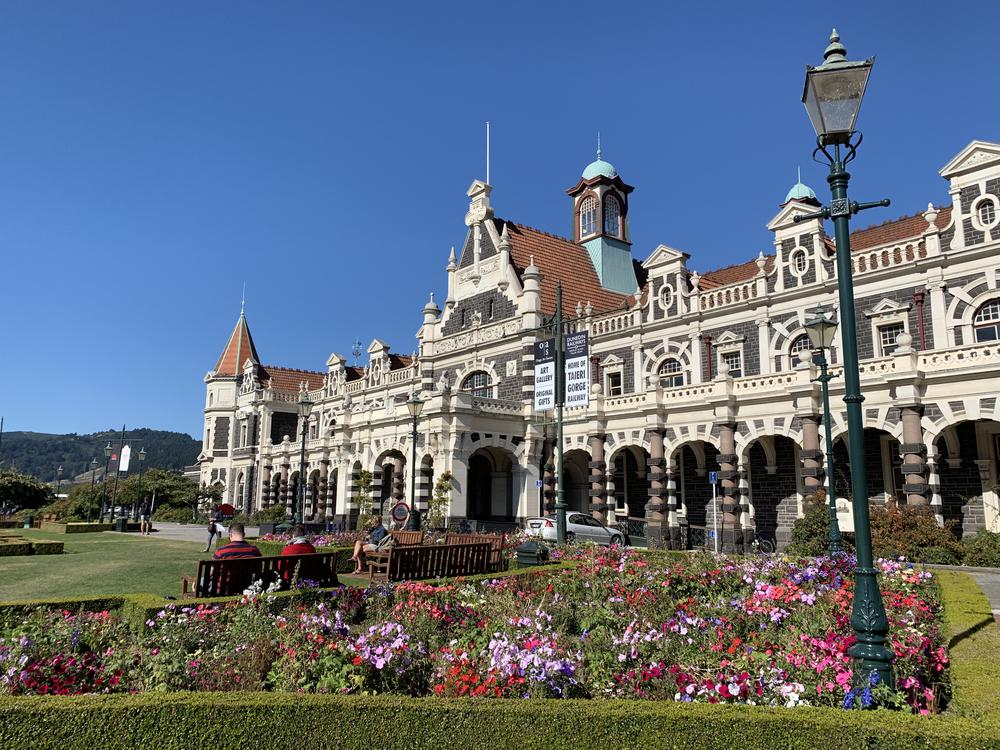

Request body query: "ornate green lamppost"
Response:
[794, 29, 894, 687]
[87, 458, 98, 522]
[405, 392, 424, 531]
[805, 304, 842, 555]
[296, 389, 313, 526]
[99, 442, 113, 522]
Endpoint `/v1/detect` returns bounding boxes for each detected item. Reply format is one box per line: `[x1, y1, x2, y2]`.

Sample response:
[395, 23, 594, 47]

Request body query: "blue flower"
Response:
[869, 671, 880, 687]
[843, 689, 856, 709]
[861, 687, 873, 708]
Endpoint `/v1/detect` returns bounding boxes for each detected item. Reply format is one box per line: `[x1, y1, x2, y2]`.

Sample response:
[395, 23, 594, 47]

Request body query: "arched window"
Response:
[979, 200, 997, 228]
[603, 195, 620, 236]
[974, 299, 1000, 342]
[657, 358, 684, 388]
[789, 334, 812, 366]
[579, 196, 598, 238]
[461, 370, 494, 398]
[487, 299, 495, 320]
[792, 249, 808, 274]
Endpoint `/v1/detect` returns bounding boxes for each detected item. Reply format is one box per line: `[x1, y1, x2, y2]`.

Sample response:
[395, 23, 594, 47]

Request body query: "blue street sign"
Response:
[708, 471, 718, 484]
[709, 530, 716, 539]
[535, 479, 543, 488]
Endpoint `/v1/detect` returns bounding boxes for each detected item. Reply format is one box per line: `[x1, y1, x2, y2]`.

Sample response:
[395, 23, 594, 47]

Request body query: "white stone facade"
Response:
[199, 140, 1000, 547]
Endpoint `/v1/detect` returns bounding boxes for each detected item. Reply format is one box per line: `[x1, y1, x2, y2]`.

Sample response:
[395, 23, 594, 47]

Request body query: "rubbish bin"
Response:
[515, 540, 549, 567]
[115, 517, 128, 533]
[23, 515, 33, 529]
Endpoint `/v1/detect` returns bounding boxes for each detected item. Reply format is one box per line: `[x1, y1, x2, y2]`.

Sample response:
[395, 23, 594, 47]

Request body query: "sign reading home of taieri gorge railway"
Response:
[564, 331, 589, 408]
[533, 338, 556, 412]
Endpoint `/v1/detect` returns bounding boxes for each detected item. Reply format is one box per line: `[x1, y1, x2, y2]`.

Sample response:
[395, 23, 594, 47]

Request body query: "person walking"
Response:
[204, 507, 223, 552]
[139, 496, 153, 535]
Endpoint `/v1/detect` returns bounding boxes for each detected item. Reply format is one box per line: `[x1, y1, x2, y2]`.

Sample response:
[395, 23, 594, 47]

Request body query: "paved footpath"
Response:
[110, 521, 260, 545]
[930, 564, 1000, 624]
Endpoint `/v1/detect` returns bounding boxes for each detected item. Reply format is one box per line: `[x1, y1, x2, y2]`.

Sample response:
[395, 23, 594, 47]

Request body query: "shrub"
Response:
[30, 541, 64, 555]
[869, 505, 964, 564]
[152, 505, 199, 523]
[960, 531, 1000, 568]
[0, 541, 31, 556]
[249, 505, 289, 525]
[785, 505, 854, 558]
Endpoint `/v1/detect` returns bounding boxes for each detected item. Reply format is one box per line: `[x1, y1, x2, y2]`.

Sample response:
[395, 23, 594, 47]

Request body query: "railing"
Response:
[661, 382, 716, 403]
[857, 357, 897, 377]
[918, 342, 1000, 372]
[471, 396, 523, 414]
[345, 379, 366, 394]
[386, 366, 417, 385]
[590, 309, 639, 336]
[699, 281, 758, 311]
[732, 372, 797, 393]
[852, 241, 926, 275]
[604, 392, 648, 409]
[610, 516, 648, 547]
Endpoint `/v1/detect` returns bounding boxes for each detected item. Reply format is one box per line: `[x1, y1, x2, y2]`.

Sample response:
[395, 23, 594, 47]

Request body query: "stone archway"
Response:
[467, 446, 515, 522]
[607, 446, 649, 518]
[830, 428, 904, 507]
[671, 441, 720, 549]
[562, 449, 591, 513]
[933, 419, 1000, 538]
[743, 435, 801, 550]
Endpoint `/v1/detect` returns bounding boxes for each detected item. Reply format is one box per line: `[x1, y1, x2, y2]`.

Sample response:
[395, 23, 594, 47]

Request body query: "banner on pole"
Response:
[533, 338, 556, 412]
[564, 331, 589, 408]
[119, 445, 132, 473]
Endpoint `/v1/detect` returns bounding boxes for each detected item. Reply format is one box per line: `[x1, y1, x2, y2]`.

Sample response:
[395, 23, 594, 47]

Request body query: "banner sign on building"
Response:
[564, 331, 590, 408]
[533, 338, 556, 412]
[119, 444, 132, 473]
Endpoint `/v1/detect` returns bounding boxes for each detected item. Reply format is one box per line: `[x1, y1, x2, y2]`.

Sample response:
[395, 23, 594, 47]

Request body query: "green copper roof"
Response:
[582, 134, 617, 179]
[784, 181, 816, 202]
[583, 158, 617, 179]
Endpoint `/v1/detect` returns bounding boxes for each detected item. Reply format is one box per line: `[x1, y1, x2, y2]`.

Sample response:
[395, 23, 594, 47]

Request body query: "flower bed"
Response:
[0, 549, 950, 713]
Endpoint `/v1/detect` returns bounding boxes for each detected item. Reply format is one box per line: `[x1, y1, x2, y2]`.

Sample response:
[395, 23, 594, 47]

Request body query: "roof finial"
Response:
[797, 165, 801, 184]
[240, 281, 246, 316]
[597, 131, 602, 161]
[823, 28, 847, 64]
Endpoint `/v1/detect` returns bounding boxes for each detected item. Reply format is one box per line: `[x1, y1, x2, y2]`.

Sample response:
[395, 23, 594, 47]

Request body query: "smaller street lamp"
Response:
[100, 442, 113, 523]
[55, 465, 63, 499]
[296, 388, 313, 525]
[805, 303, 842, 554]
[87, 458, 99, 522]
[405, 392, 425, 531]
[134, 447, 146, 521]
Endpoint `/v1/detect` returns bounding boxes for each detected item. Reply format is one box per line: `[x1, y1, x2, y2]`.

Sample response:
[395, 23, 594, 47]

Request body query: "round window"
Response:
[659, 284, 674, 311]
[791, 249, 808, 275]
[975, 197, 998, 230]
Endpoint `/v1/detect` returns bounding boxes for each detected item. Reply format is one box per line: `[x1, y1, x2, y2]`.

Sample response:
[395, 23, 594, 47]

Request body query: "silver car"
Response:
[524, 513, 625, 546]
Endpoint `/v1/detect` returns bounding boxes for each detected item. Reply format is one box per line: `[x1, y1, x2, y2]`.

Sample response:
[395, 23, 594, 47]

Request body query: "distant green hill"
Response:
[0, 429, 201, 483]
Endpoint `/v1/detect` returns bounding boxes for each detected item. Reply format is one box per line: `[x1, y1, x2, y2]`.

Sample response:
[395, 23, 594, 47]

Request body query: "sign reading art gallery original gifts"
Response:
[533, 338, 556, 412]
[564, 332, 590, 408]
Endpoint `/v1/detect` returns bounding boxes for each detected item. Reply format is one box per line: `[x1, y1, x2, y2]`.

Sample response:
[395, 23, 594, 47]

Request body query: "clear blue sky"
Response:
[1, 1, 997, 439]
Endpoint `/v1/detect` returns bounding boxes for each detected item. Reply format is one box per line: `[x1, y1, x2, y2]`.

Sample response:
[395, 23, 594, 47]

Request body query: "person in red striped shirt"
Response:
[280, 525, 317, 556]
[213, 522, 262, 560]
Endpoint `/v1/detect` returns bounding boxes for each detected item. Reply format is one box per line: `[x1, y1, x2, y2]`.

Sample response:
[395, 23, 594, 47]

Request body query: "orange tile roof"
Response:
[500, 219, 637, 316]
[261, 365, 325, 391]
[700, 256, 773, 288]
[848, 206, 949, 251]
[214, 313, 260, 376]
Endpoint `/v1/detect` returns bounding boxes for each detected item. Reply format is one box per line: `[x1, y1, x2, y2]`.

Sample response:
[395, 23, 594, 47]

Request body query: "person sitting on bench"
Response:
[281, 525, 316, 556]
[348, 517, 389, 574]
[213, 522, 262, 560]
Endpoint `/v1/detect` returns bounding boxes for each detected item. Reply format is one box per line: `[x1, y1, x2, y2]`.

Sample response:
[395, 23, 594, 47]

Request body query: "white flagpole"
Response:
[486, 120, 490, 184]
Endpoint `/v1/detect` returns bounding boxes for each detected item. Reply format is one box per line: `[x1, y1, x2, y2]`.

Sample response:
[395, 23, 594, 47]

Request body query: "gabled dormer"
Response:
[940, 140, 1000, 250]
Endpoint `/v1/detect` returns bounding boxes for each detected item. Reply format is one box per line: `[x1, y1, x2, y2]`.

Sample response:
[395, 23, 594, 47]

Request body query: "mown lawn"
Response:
[0, 530, 210, 600]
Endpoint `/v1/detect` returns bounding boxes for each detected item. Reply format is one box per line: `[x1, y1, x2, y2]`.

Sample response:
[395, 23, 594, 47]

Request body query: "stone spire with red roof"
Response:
[213, 312, 260, 377]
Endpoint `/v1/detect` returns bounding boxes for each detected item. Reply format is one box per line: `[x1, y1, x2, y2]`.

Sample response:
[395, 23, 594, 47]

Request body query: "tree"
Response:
[426, 470, 453, 531]
[0, 469, 51, 511]
[112, 469, 212, 521]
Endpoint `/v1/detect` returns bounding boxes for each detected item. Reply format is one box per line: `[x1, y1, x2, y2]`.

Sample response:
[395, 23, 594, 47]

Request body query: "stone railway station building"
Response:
[199, 139, 1000, 549]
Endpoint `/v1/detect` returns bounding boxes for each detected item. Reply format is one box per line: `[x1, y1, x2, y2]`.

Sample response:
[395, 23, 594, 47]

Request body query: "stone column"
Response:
[900, 404, 929, 506]
[319, 460, 331, 517]
[261, 464, 272, 508]
[717, 422, 740, 552]
[280, 462, 290, 513]
[371, 465, 384, 517]
[665, 457, 681, 549]
[646, 430, 667, 547]
[542, 438, 556, 515]
[799, 414, 825, 507]
[392, 457, 404, 505]
[739, 461, 754, 548]
[588, 434, 608, 524]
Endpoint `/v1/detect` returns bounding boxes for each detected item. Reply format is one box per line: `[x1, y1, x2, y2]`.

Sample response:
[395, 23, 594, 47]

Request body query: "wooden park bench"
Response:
[443, 532, 509, 573]
[181, 551, 340, 599]
[367, 542, 492, 583]
[390, 530, 424, 546]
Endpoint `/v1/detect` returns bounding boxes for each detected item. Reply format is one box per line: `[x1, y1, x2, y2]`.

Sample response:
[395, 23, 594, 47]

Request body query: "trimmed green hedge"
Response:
[0, 692, 997, 750]
[0, 541, 30, 556]
[30, 541, 64, 555]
